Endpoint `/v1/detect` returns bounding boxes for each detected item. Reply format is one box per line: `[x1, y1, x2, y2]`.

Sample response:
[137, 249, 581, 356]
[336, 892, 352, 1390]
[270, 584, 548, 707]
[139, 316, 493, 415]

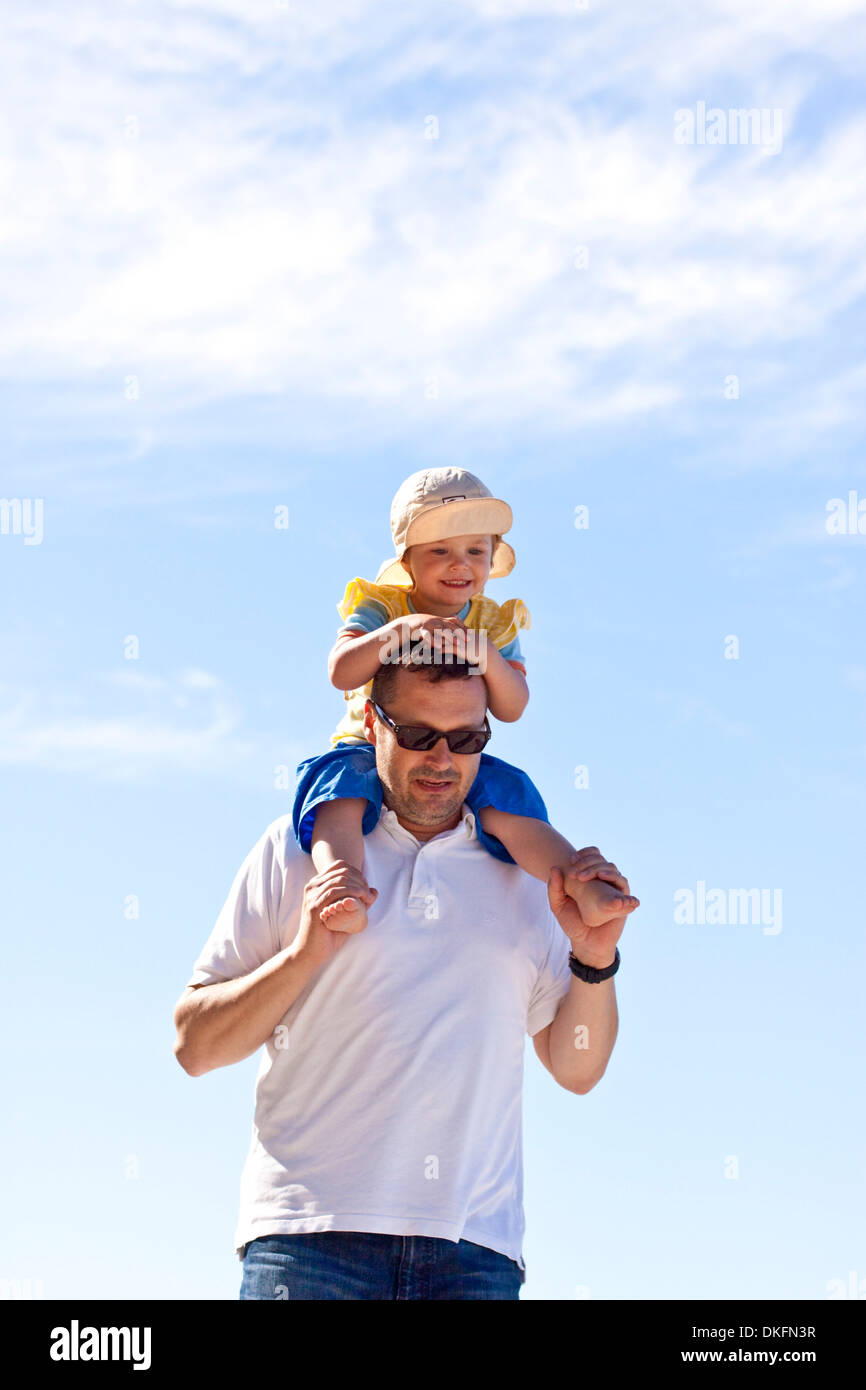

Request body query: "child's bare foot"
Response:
[319, 895, 368, 931]
[563, 867, 639, 928]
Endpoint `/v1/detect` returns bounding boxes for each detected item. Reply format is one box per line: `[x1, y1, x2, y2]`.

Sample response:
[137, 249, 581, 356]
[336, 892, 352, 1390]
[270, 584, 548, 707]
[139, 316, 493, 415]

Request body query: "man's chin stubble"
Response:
[402, 782, 465, 826]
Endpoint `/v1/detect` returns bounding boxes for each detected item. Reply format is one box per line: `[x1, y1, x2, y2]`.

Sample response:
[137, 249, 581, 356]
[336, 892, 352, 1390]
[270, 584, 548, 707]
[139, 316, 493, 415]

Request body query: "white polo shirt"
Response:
[187, 807, 573, 1271]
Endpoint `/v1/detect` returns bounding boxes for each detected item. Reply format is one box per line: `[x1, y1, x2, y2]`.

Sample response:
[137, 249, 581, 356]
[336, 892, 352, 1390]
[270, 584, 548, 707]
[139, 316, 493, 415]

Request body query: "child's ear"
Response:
[399, 550, 413, 581]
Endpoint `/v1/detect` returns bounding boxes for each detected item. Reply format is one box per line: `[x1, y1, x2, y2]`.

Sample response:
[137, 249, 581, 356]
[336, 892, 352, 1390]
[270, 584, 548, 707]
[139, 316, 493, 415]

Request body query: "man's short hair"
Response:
[370, 651, 483, 709]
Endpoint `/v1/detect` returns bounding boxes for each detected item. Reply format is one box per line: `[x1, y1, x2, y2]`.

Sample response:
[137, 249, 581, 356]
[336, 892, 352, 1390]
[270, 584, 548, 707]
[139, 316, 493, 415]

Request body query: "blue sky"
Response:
[2, 0, 865, 1301]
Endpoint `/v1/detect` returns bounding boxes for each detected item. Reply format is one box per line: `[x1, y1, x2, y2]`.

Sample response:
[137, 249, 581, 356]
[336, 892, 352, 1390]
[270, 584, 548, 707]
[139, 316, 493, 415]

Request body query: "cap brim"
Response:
[489, 538, 515, 578]
[406, 497, 512, 547]
[376, 556, 413, 586]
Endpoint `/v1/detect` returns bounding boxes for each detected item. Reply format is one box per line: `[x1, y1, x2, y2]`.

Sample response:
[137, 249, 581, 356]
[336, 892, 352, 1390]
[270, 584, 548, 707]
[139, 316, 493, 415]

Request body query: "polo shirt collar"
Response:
[377, 804, 477, 849]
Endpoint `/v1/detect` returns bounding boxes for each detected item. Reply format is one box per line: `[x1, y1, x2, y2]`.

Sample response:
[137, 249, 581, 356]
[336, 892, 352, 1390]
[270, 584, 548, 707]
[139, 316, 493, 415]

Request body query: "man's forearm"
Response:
[174, 944, 324, 1076]
[548, 972, 618, 1093]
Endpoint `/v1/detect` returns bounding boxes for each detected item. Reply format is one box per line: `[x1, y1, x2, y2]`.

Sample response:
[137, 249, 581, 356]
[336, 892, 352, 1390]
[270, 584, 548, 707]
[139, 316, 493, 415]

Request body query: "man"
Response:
[173, 657, 636, 1300]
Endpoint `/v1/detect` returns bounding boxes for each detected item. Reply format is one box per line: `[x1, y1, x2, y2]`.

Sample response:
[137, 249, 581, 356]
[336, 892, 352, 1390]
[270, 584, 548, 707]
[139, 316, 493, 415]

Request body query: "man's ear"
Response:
[363, 700, 377, 745]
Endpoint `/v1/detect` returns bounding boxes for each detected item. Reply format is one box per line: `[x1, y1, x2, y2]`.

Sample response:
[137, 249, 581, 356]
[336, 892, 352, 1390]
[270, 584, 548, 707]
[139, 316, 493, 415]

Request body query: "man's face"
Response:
[364, 670, 488, 832]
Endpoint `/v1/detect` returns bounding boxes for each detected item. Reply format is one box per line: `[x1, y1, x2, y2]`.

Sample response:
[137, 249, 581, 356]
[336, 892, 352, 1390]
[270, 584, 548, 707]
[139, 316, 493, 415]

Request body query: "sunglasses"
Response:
[370, 701, 491, 754]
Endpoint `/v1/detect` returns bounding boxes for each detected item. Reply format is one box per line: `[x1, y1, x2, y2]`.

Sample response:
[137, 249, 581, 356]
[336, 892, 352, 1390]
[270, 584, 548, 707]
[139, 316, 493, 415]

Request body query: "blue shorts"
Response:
[293, 741, 548, 864]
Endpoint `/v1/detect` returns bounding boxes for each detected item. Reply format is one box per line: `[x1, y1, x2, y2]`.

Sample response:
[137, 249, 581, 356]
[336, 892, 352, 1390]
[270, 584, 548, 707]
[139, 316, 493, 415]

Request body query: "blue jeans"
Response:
[238, 1231, 525, 1300]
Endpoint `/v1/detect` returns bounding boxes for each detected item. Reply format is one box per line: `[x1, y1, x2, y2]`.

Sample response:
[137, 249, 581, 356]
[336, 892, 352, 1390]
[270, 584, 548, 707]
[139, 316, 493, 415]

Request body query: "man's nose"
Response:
[423, 735, 456, 768]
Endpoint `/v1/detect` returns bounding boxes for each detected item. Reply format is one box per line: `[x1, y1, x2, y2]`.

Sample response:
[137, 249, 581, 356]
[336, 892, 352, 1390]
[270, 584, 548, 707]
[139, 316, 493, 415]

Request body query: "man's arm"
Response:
[174, 947, 322, 1077]
[533, 976, 618, 1094]
[173, 861, 377, 1076]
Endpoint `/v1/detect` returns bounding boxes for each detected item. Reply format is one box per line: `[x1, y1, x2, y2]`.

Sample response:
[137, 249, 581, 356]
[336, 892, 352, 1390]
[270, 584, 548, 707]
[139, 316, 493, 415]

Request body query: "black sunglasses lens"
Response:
[385, 711, 489, 754]
[396, 727, 438, 751]
[447, 729, 488, 754]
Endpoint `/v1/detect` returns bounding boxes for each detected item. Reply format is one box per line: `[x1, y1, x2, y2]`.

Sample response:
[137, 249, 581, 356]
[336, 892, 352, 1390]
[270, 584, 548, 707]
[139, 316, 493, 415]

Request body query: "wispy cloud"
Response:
[0, 668, 301, 784]
[654, 688, 750, 738]
[1, 0, 865, 473]
[733, 503, 866, 558]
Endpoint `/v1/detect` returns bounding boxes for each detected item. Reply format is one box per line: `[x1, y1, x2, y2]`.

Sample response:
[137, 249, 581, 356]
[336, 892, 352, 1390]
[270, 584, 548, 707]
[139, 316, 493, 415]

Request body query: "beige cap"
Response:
[376, 468, 516, 587]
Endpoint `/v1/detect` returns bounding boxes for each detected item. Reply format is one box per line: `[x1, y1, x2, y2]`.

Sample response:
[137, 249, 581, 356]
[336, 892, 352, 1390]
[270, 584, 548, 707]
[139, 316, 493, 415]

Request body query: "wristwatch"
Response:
[568, 946, 620, 983]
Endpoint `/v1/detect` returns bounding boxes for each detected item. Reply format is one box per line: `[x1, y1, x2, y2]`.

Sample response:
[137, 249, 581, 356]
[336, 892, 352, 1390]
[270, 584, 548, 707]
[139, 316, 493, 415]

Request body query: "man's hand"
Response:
[293, 861, 378, 969]
[547, 846, 639, 969]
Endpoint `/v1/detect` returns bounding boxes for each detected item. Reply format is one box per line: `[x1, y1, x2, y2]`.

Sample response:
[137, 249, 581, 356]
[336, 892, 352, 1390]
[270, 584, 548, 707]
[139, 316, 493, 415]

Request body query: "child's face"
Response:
[402, 534, 493, 607]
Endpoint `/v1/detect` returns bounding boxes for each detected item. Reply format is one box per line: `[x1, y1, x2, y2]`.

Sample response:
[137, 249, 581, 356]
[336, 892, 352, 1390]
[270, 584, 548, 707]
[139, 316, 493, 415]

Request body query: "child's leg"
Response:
[310, 798, 370, 926]
[479, 808, 638, 927]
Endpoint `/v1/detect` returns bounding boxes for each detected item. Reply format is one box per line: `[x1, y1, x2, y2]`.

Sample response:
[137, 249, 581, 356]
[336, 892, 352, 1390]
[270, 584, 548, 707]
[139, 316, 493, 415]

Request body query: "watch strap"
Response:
[568, 945, 620, 983]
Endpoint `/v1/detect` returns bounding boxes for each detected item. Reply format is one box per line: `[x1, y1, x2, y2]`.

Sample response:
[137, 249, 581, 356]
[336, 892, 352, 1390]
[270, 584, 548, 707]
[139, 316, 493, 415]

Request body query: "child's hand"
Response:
[396, 613, 468, 637]
[392, 613, 469, 663]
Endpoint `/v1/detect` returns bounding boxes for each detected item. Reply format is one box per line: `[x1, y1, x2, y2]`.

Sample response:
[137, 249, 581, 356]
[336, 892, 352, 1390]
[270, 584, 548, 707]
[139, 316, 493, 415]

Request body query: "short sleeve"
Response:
[499, 631, 525, 667]
[526, 905, 572, 1036]
[339, 598, 390, 636]
[186, 823, 286, 986]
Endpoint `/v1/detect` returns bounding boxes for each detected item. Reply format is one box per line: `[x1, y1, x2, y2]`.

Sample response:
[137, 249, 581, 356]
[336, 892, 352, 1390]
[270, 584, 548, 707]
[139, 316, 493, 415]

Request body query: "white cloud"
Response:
[180, 668, 222, 690]
[0, 668, 301, 783]
[654, 689, 750, 737]
[0, 0, 864, 453]
[103, 670, 170, 691]
[729, 501, 866, 559]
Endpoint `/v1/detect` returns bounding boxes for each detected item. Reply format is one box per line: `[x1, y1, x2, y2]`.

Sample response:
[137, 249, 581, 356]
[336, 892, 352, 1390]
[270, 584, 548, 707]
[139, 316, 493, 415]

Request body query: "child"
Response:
[293, 467, 639, 930]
